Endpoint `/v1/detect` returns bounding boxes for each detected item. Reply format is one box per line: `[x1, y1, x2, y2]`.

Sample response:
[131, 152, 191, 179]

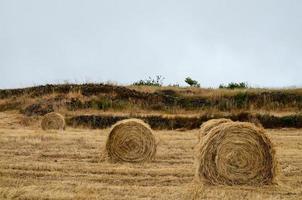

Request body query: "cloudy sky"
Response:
[1, 0, 302, 88]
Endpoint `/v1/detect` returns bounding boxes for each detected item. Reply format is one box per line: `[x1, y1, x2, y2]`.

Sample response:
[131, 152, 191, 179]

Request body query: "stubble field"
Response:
[0, 113, 301, 199]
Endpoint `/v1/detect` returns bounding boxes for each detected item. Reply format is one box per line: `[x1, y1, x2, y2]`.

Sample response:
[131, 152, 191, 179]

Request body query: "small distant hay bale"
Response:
[196, 122, 276, 186]
[105, 119, 156, 163]
[41, 112, 65, 131]
[198, 118, 233, 140]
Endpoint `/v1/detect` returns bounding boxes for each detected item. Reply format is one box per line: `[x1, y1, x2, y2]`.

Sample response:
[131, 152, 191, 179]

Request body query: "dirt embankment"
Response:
[66, 112, 302, 130]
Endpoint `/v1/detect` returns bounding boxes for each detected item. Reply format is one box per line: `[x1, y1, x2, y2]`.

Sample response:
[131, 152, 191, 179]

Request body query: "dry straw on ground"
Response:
[105, 118, 156, 163]
[41, 112, 66, 131]
[196, 121, 276, 186]
[198, 118, 233, 140]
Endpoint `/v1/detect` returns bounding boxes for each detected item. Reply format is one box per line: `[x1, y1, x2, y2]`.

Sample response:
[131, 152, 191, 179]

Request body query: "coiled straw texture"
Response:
[196, 122, 276, 186]
[198, 118, 233, 140]
[105, 119, 156, 163]
[41, 112, 65, 131]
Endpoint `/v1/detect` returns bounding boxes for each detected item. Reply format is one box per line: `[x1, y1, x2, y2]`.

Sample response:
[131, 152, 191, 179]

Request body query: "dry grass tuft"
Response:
[105, 119, 156, 163]
[196, 121, 277, 186]
[41, 112, 65, 131]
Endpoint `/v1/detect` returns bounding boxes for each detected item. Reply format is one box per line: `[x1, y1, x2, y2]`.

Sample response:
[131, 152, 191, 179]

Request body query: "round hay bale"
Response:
[41, 112, 65, 131]
[105, 119, 156, 163]
[198, 118, 233, 140]
[196, 121, 276, 186]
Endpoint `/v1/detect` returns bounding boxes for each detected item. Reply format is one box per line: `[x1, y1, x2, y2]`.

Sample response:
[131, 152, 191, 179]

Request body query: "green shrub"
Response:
[185, 77, 200, 87]
[90, 97, 112, 110]
[219, 82, 248, 89]
[234, 92, 248, 108]
[133, 75, 165, 86]
[112, 99, 129, 110]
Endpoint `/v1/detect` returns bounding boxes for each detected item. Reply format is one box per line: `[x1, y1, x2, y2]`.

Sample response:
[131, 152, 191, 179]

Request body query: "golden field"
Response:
[0, 112, 301, 199]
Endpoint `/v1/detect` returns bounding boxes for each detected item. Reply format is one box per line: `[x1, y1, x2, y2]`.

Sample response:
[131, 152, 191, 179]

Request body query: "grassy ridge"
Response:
[1, 84, 302, 114]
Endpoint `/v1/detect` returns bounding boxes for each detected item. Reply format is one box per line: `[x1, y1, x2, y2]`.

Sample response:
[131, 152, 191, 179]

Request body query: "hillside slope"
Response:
[0, 84, 302, 129]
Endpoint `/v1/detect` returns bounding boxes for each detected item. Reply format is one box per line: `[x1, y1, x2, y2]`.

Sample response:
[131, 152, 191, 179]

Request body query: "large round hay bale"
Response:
[198, 118, 233, 140]
[196, 122, 276, 186]
[105, 119, 156, 163]
[41, 112, 65, 131]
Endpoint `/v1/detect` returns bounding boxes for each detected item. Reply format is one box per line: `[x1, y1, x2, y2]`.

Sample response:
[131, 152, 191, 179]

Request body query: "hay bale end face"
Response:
[105, 119, 156, 163]
[41, 112, 66, 131]
[196, 122, 276, 186]
[199, 118, 233, 140]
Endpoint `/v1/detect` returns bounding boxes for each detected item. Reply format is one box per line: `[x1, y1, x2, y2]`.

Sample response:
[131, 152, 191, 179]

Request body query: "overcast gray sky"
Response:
[1, 0, 302, 89]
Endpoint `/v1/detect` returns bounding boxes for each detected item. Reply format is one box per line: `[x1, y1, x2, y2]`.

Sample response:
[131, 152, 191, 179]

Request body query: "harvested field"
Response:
[0, 113, 302, 199]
